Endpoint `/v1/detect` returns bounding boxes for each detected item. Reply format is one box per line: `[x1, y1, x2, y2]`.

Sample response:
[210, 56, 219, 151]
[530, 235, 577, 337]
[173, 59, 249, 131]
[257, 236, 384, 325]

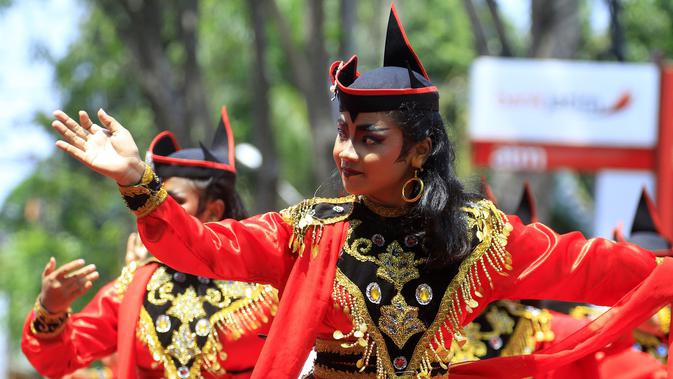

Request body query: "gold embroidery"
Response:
[379, 294, 426, 349]
[137, 267, 278, 378]
[376, 241, 427, 290]
[166, 288, 207, 324]
[118, 165, 167, 217]
[449, 302, 554, 362]
[30, 297, 70, 338]
[113, 261, 138, 301]
[450, 322, 488, 362]
[500, 305, 554, 356]
[333, 199, 513, 378]
[281, 195, 355, 257]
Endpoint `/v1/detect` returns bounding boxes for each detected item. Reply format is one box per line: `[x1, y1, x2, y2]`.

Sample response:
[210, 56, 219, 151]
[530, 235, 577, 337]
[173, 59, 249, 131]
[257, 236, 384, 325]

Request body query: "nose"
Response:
[338, 138, 358, 162]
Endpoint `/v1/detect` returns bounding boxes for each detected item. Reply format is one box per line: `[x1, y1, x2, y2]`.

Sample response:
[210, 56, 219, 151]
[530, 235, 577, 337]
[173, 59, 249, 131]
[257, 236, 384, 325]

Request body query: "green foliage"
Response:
[0, 156, 131, 348]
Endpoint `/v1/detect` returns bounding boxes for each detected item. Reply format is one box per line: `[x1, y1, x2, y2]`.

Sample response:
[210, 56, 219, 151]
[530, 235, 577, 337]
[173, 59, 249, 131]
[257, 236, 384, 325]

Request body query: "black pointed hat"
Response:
[329, 4, 439, 121]
[147, 106, 237, 181]
[627, 188, 671, 251]
[514, 181, 538, 225]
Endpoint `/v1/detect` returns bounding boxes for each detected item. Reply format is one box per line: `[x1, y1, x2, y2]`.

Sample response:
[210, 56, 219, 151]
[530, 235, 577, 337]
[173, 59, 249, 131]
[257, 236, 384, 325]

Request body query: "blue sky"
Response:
[0, 0, 82, 205]
[0, 0, 609, 206]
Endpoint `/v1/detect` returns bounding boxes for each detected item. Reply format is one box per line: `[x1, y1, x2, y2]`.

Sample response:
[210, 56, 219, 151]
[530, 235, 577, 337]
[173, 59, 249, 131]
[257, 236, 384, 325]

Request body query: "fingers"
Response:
[78, 111, 102, 134]
[53, 110, 92, 139]
[42, 257, 56, 277]
[55, 140, 89, 164]
[54, 259, 86, 280]
[97, 108, 122, 133]
[52, 120, 87, 151]
[66, 263, 97, 279]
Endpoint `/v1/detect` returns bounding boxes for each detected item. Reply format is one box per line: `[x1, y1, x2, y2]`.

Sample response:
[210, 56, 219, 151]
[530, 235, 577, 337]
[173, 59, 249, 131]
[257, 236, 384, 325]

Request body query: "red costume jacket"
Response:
[133, 194, 666, 378]
[21, 261, 277, 379]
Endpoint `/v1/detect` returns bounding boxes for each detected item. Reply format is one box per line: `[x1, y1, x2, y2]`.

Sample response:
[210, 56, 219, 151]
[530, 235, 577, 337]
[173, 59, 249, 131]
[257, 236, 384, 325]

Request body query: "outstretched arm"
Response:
[495, 216, 658, 305]
[22, 259, 116, 378]
[52, 109, 297, 287]
[138, 195, 296, 288]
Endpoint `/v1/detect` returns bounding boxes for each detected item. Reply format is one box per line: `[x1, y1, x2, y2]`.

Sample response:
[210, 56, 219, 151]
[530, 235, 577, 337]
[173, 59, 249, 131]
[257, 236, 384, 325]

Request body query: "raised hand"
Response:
[40, 257, 100, 313]
[52, 109, 146, 186]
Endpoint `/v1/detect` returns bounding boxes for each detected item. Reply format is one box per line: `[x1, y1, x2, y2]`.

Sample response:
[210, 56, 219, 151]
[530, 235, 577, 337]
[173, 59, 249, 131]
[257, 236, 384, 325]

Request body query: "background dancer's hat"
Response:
[147, 106, 236, 181]
[626, 188, 671, 252]
[513, 181, 538, 225]
[329, 4, 439, 121]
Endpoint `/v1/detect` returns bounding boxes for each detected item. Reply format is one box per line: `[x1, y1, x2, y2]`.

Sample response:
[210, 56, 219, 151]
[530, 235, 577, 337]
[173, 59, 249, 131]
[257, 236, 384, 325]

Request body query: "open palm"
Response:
[52, 109, 146, 185]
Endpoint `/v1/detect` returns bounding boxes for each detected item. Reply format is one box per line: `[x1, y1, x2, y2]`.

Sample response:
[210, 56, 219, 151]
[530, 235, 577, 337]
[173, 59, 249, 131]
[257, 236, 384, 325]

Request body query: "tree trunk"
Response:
[529, 0, 580, 59]
[96, 0, 212, 146]
[268, 0, 335, 187]
[462, 0, 490, 56]
[247, 0, 279, 212]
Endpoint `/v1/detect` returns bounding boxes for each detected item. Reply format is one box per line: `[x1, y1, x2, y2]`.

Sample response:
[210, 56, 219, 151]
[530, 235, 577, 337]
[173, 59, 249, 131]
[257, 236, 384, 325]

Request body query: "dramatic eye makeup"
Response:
[356, 123, 388, 145]
[336, 119, 348, 139]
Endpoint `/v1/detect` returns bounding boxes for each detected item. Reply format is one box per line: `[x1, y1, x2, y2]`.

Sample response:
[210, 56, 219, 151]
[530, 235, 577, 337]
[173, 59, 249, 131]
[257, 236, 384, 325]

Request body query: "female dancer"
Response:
[22, 107, 277, 378]
[48, 7, 667, 379]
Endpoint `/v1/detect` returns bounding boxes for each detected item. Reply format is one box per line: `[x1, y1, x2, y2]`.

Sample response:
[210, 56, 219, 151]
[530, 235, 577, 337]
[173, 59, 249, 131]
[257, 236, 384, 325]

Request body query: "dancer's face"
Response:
[333, 111, 428, 206]
[165, 177, 202, 218]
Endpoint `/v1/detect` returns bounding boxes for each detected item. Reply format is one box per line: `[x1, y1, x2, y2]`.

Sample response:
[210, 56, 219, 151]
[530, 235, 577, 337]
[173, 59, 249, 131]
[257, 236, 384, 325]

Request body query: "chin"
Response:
[342, 181, 366, 196]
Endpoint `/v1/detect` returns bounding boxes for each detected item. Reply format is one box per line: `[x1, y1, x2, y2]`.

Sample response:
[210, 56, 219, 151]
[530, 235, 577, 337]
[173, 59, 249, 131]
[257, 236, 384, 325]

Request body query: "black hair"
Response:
[386, 102, 472, 266]
[187, 173, 248, 221]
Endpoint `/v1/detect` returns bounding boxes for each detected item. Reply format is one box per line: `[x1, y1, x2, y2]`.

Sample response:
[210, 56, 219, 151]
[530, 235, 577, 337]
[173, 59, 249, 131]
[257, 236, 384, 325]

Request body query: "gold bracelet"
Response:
[118, 164, 167, 217]
[30, 297, 70, 338]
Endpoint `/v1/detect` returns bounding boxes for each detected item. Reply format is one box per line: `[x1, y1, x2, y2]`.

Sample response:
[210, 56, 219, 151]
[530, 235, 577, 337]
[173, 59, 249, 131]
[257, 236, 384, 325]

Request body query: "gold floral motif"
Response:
[376, 241, 427, 291]
[137, 267, 278, 378]
[167, 323, 201, 366]
[332, 199, 513, 378]
[166, 288, 207, 325]
[378, 294, 426, 349]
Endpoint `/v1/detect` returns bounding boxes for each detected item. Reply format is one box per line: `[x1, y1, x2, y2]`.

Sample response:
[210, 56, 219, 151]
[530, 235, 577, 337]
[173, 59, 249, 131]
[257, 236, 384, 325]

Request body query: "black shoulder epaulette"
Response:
[281, 195, 356, 257]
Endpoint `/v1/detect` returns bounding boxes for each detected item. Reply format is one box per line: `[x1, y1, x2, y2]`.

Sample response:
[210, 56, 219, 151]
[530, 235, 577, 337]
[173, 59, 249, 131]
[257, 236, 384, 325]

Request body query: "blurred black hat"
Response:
[626, 188, 671, 251]
[329, 4, 439, 121]
[514, 181, 538, 225]
[147, 106, 236, 181]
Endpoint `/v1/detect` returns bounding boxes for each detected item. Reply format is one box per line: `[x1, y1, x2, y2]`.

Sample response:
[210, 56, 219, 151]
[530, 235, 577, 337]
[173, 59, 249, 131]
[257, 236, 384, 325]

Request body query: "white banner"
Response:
[469, 57, 660, 148]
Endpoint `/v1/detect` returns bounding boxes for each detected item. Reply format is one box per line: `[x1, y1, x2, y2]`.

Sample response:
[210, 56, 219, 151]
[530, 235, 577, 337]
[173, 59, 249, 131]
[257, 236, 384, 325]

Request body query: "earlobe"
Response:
[412, 137, 432, 168]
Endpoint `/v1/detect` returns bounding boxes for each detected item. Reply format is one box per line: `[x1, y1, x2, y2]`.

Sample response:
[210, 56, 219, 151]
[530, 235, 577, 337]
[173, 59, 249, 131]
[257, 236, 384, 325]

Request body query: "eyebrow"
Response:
[356, 123, 389, 132]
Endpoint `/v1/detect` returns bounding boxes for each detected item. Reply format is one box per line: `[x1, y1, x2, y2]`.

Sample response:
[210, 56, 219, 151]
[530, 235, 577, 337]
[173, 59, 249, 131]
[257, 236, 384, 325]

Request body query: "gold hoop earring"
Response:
[402, 169, 424, 203]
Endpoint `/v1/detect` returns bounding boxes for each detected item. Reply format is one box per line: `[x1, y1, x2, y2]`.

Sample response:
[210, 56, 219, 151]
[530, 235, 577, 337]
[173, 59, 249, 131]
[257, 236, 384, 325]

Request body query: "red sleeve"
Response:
[138, 196, 296, 289]
[21, 282, 119, 378]
[493, 216, 658, 305]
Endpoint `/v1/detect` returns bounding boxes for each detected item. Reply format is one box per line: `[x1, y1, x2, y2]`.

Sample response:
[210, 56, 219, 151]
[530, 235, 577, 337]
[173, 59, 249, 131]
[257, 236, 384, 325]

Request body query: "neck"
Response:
[361, 195, 409, 217]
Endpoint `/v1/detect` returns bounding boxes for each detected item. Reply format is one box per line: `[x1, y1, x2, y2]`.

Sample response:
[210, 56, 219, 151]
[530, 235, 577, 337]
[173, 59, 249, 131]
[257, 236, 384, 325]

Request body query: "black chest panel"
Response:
[336, 204, 462, 374]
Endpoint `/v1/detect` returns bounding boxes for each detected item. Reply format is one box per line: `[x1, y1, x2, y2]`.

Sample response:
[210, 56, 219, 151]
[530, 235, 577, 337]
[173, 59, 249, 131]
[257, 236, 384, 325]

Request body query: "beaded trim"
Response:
[281, 195, 355, 257]
[331, 199, 512, 377]
[30, 297, 71, 338]
[137, 274, 278, 378]
[118, 164, 167, 217]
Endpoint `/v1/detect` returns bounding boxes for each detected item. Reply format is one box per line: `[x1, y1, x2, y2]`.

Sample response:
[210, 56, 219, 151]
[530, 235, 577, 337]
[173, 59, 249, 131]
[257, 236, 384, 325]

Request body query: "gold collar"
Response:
[361, 196, 409, 218]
